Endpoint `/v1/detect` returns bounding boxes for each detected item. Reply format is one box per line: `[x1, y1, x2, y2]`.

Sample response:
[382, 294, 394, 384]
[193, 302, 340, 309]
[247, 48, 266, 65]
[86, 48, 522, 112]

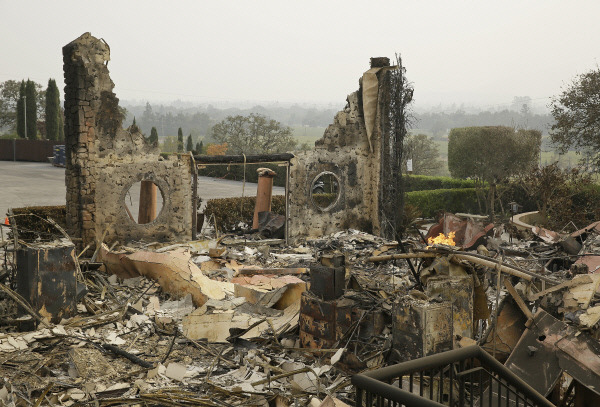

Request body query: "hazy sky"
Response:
[1, 1, 599, 110]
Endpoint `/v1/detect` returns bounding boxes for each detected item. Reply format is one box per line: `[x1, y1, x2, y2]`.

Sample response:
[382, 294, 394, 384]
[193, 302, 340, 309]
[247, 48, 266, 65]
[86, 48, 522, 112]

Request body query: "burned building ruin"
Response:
[2, 32, 600, 407]
[63, 33, 193, 249]
[289, 57, 411, 242]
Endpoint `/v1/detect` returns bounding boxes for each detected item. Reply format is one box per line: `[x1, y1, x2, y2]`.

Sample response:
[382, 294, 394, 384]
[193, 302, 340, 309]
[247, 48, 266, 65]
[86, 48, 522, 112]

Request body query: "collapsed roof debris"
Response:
[3, 208, 600, 405]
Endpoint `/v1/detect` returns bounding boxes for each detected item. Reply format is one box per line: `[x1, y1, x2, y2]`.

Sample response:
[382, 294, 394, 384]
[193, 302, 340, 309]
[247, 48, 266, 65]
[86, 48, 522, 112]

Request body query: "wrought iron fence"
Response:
[352, 345, 555, 407]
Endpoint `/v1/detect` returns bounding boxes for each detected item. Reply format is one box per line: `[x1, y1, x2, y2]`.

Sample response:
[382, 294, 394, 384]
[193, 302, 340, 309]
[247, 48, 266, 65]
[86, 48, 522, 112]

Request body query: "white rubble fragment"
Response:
[231, 296, 246, 306]
[313, 365, 332, 376]
[146, 296, 160, 315]
[308, 397, 322, 407]
[580, 305, 600, 328]
[0, 386, 9, 404]
[134, 379, 150, 393]
[272, 253, 314, 261]
[105, 332, 126, 346]
[192, 255, 212, 264]
[128, 313, 150, 327]
[52, 325, 67, 336]
[160, 293, 195, 318]
[67, 389, 86, 401]
[291, 370, 319, 392]
[131, 299, 144, 312]
[165, 362, 187, 382]
[331, 348, 344, 365]
[184, 366, 206, 378]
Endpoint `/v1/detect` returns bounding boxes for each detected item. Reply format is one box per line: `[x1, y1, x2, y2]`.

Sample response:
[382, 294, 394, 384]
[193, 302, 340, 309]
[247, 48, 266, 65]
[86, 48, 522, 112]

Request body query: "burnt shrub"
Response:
[204, 196, 285, 232]
[9, 205, 67, 242]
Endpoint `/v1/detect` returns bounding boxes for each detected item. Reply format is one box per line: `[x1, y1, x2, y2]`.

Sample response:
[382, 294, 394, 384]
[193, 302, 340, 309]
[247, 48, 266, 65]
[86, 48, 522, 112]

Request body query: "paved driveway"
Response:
[0, 161, 284, 218]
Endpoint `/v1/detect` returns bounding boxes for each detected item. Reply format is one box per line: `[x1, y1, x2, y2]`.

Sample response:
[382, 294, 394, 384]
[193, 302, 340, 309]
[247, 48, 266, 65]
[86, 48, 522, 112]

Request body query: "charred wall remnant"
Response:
[289, 56, 411, 241]
[16, 242, 78, 324]
[62, 33, 192, 248]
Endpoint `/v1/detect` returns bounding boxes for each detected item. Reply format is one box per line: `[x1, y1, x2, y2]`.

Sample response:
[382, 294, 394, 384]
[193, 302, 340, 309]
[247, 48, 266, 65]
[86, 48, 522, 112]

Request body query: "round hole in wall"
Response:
[124, 180, 165, 224]
[310, 171, 340, 211]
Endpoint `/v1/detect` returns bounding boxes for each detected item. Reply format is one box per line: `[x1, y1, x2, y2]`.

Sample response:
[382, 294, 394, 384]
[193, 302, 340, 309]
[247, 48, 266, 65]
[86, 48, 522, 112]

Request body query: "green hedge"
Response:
[198, 163, 287, 188]
[404, 175, 476, 192]
[406, 188, 481, 218]
[204, 195, 285, 231]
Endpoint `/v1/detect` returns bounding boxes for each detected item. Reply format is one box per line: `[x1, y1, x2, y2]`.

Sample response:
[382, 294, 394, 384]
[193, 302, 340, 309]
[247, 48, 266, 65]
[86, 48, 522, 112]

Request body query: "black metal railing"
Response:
[352, 345, 555, 407]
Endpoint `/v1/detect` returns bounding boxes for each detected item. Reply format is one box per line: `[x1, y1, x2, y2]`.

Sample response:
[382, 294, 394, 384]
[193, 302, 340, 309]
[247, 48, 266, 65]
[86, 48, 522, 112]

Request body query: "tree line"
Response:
[0, 79, 64, 141]
[138, 112, 296, 156]
[127, 101, 338, 139]
[3, 62, 596, 178]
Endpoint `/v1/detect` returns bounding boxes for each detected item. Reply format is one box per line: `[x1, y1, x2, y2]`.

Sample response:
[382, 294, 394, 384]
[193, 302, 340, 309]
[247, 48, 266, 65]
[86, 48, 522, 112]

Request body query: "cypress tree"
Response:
[199, 140, 204, 154]
[177, 127, 183, 152]
[195, 141, 201, 153]
[25, 80, 37, 139]
[186, 134, 193, 152]
[45, 79, 59, 141]
[130, 116, 141, 133]
[149, 127, 159, 146]
[16, 81, 25, 138]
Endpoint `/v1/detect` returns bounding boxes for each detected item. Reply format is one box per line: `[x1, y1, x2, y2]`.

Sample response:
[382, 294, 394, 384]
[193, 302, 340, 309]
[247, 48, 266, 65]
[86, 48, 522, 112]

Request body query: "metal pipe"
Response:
[418, 248, 559, 284]
[285, 162, 290, 245]
[190, 153, 198, 240]
[193, 153, 294, 164]
[253, 168, 276, 230]
[137, 180, 157, 224]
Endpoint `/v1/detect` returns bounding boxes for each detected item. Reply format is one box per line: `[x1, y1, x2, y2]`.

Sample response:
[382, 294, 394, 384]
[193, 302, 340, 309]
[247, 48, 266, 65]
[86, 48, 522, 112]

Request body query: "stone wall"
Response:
[289, 58, 400, 241]
[63, 33, 192, 248]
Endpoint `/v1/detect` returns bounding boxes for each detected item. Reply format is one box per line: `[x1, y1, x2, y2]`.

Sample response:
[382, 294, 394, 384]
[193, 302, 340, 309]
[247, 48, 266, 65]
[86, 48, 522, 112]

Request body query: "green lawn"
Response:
[291, 125, 325, 147]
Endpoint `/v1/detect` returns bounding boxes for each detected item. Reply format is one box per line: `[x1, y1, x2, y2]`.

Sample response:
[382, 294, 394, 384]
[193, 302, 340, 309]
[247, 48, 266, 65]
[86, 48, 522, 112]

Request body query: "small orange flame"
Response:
[427, 231, 456, 246]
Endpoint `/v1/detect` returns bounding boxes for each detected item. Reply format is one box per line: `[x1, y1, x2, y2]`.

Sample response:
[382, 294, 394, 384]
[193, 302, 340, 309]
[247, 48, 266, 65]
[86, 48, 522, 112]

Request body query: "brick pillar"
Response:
[62, 32, 116, 249]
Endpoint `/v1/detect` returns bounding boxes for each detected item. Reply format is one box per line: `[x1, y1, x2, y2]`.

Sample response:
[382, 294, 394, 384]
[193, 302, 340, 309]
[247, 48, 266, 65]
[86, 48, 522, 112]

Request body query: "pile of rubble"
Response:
[1, 212, 600, 405]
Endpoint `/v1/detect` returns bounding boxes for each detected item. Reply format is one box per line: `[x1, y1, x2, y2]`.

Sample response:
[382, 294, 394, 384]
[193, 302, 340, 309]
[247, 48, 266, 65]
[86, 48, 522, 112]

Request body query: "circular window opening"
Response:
[310, 172, 340, 211]
[124, 180, 164, 224]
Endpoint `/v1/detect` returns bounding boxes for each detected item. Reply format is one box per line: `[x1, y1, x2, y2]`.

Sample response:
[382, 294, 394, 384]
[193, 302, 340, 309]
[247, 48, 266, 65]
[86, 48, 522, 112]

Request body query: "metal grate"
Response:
[352, 345, 555, 407]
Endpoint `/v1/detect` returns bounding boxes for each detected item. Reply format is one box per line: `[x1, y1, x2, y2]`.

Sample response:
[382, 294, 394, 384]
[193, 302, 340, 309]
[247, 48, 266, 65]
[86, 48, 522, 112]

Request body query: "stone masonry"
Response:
[288, 58, 399, 241]
[63, 33, 192, 249]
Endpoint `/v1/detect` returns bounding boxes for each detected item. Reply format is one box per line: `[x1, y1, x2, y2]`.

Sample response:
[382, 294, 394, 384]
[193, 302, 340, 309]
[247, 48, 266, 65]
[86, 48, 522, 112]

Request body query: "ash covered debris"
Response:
[3, 209, 600, 406]
[0, 226, 410, 406]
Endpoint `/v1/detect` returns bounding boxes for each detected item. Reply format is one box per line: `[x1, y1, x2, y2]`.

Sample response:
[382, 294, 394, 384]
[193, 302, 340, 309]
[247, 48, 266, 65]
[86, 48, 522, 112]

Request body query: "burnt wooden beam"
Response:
[193, 153, 294, 164]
